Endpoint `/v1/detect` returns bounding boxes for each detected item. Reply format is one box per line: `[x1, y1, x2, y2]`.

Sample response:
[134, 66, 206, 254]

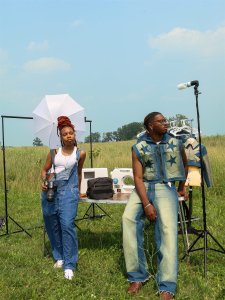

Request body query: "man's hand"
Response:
[144, 203, 157, 222]
[177, 187, 188, 200]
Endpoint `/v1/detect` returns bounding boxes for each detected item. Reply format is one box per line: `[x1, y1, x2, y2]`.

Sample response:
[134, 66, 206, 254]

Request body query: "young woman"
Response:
[122, 112, 187, 299]
[41, 116, 86, 280]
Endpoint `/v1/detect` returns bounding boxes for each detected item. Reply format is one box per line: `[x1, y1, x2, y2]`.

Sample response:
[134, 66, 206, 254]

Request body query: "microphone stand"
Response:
[182, 83, 225, 279]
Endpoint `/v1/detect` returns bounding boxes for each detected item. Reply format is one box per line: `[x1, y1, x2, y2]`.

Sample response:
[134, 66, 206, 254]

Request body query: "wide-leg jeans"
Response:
[122, 182, 178, 295]
[42, 182, 79, 271]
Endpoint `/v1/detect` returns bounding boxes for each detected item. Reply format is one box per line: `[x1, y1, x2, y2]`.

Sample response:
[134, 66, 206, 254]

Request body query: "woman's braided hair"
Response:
[57, 116, 75, 133]
[57, 116, 77, 146]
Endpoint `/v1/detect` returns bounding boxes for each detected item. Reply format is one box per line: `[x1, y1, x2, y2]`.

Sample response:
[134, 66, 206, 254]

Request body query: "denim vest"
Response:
[133, 132, 186, 183]
[184, 138, 213, 187]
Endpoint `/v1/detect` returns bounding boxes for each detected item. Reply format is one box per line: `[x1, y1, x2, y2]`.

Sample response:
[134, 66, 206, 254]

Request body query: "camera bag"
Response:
[86, 177, 114, 200]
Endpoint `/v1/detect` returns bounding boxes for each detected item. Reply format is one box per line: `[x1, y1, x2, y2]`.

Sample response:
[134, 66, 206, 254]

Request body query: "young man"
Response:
[122, 112, 187, 299]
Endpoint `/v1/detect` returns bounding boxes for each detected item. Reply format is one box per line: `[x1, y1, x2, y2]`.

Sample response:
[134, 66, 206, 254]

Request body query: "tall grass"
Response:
[1, 136, 224, 193]
[0, 136, 225, 299]
[0, 140, 134, 194]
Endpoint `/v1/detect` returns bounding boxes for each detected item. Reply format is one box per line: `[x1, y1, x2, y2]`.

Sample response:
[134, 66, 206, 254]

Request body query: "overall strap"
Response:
[50, 149, 57, 173]
[76, 148, 80, 162]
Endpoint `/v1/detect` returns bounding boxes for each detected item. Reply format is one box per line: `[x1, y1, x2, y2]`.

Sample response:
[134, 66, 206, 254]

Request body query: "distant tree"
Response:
[102, 132, 115, 142]
[85, 132, 101, 143]
[112, 131, 121, 141]
[100, 115, 191, 143]
[168, 114, 189, 128]
[117, 122, 144, 141]
[33, 137, 43, 146]
[102, 131, 122, 142]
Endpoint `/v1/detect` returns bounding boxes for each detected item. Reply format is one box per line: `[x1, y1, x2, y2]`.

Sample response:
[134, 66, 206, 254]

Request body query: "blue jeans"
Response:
[122, 183, 178, 295]
[42, 181, 79, 270]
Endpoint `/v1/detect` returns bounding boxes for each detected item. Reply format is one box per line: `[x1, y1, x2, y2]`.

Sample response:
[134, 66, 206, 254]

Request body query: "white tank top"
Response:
[53, 147, 77, 174]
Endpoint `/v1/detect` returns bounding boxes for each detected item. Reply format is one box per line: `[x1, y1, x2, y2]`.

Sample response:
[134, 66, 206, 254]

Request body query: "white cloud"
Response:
[71, 19, 83, 28]
[23, 57, 71, 73]
[149, 27, 225, 57]
[27, 40, 49, 51]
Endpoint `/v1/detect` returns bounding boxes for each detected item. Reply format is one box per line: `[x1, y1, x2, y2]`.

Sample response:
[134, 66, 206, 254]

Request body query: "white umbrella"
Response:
[32, 94, 86, 148]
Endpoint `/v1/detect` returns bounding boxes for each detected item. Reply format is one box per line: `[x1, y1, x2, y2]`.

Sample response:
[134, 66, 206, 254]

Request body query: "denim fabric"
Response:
[55, 166, 74, 181]
[122, 183, 178, 295]
[133, 133, 186, 184]
[184, 138, 213, 187]
[41, 150, 80, 270]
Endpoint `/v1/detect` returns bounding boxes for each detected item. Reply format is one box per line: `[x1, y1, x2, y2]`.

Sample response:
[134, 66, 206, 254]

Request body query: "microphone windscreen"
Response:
[177, 83, 187, 90]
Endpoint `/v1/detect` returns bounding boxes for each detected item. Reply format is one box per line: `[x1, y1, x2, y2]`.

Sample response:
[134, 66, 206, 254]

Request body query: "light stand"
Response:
[0, 115, 33, 238]
[186, 186, 201, 234]
[76, 202, 111, 221]
[83, 117, 109, 219]
[182, 83, 225, 278]
[84, 117, 93, 168]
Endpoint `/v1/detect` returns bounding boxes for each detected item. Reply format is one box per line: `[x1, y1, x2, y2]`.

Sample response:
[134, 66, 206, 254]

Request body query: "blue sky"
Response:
[1, 0, 225, 146]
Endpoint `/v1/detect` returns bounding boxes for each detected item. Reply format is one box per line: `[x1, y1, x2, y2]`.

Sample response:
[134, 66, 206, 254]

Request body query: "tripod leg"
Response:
[181, 231, 204, 260]
[82, 203, 94, 218]
[92, 203, 95, 217]
[204, 231, 207, 279]
[94, 203, 111, 218]
[207, 231, 225, 253]
[188, 187, 193, 229]
[178, 201, 190, 260]
[80, 203, 111, 220]
[9, 216, 32, 238]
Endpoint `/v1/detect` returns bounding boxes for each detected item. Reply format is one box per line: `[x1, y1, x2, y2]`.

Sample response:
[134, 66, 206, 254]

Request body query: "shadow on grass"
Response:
[78, 228, 122, 249]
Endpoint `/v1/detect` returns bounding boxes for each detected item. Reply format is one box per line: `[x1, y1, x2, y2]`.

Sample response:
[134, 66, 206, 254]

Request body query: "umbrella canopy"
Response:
[32, 94, 86, 148]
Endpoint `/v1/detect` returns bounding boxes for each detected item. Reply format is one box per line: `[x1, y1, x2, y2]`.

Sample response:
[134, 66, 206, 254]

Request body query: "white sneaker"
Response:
[64, 269, 74, 280]
[54, 260, 64, 269]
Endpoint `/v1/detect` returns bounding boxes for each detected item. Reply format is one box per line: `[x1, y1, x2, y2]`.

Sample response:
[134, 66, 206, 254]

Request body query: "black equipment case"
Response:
[86, 177, 114, 200]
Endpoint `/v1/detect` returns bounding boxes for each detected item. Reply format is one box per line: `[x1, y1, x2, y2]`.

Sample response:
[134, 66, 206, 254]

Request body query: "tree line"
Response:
[84, 122, 144, 143]
[84, 114, 190, 143]
[33, 114, 190, 145]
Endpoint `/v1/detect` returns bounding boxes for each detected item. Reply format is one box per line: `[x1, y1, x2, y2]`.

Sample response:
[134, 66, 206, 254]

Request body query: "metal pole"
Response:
[182, 85, 225, 278]
[1, 116, 9, 234]
[85, 117, 93, 168]
[194, 86, 208, 278]
[0, 115, 33, 237]
[89, 120, 93, 168]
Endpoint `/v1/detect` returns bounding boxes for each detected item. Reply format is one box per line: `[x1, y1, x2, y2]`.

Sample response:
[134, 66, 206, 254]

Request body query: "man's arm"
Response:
[132, 150, 157, 221]
[177, 146, 188, 197]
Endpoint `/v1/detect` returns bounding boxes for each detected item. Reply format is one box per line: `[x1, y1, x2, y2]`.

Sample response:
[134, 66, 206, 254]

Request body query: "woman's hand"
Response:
[144, 203, 157, 222]
[41, 180, 48, 192]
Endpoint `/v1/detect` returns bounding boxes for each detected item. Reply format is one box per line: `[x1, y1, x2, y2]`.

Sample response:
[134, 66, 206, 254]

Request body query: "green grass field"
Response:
[0, 136, 225, 299]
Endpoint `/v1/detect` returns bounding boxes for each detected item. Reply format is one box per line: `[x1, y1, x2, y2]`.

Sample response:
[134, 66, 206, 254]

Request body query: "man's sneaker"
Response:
[54, 260, 64, 268]
[64, 269, 74, 280]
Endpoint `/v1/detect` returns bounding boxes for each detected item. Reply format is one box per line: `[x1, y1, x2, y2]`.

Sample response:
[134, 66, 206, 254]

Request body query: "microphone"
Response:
[177, 80, 199, 90]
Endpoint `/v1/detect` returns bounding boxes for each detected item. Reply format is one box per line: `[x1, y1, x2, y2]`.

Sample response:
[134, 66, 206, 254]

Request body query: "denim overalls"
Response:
[122, 133, 185, 295]
[41, 149, 80, 270]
